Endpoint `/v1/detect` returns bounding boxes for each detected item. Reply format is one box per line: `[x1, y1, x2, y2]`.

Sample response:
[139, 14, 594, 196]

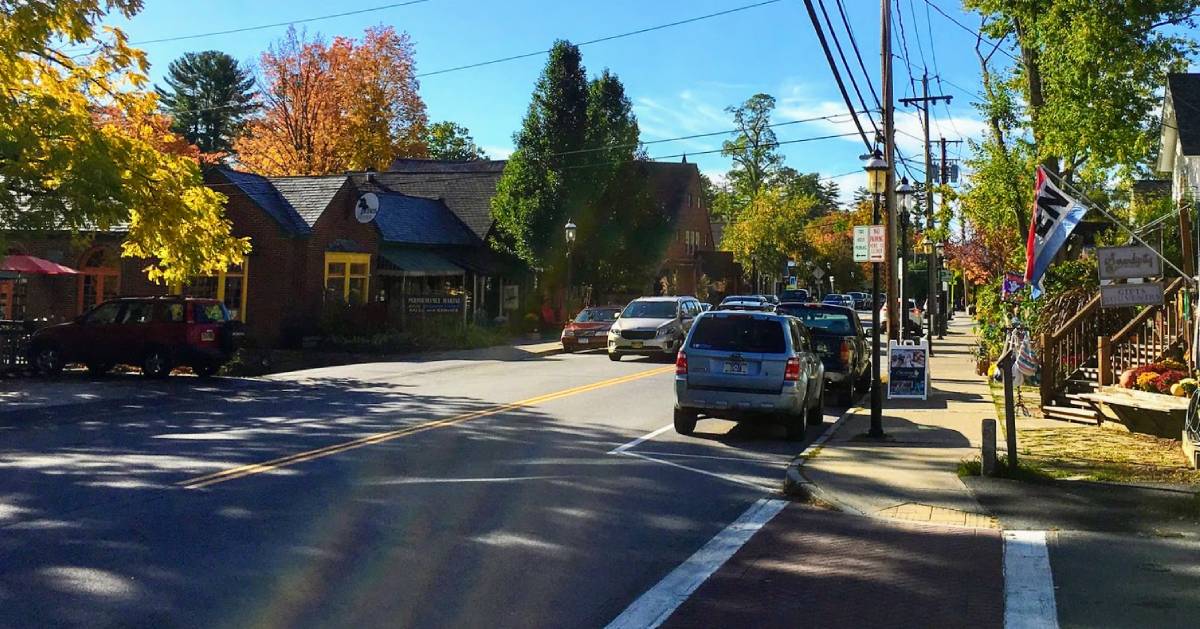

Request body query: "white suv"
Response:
[607, 296, 701, 361]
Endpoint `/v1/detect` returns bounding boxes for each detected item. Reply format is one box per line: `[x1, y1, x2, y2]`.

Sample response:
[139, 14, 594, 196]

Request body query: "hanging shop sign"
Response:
[354, 192, 380, 223]
[1100, 282, 1164, 308]
[888, 339, 929, 400]
[1097, 246, 1161, 280]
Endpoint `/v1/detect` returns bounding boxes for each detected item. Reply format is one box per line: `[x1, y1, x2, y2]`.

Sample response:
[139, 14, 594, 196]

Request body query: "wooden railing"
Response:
[1098, 277, 1191, 385]
[1040, 292, 1102, 407]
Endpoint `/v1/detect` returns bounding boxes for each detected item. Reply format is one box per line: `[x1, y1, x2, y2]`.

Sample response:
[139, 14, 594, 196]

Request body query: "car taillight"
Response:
[675, 351, 688, 375]
[840, 339, 851, 363]
[784, 356, 801, 381]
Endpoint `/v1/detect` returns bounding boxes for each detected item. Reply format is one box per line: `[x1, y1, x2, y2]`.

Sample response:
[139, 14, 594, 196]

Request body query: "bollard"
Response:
[981, 419, 997, 476]
[998, 348, 1018, 471]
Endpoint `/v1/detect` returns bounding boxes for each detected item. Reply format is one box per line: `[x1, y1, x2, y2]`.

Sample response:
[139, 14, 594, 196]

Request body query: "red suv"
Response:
[29, 297, 245, 378]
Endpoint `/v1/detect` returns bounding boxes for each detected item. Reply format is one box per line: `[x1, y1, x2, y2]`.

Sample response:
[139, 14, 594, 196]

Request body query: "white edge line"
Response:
[609, 424, 674, 454]
[617, 450, 776, 493]
[1003, 530, 1060, 629]
[605, 497, 789, 629]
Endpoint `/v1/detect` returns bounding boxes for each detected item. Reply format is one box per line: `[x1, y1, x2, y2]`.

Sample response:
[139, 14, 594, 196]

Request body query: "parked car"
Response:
[779, 288, 810, 303]
[821, 294, 855, 309]
[720, 298, 776, 312]
[28, 296, 244, 378]
[673, 311, 825, 440]
[878, 298, 924, 336]
[846, 291, 871, 310]
[561, 306, 621, 352]
[719, 295, 770, 307]
[761, 294, 780, 306]
[777, 302, 870, 405]
[608, 296, 703, 361]
[699, 303, 713, 312]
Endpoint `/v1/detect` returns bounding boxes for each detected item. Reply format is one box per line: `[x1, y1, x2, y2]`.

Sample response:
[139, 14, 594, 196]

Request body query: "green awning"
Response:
[379, 247, 464, 277]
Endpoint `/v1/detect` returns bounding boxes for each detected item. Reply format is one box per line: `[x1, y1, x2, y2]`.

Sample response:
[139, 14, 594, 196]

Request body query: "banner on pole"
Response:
[1024, 167, 1089, 299]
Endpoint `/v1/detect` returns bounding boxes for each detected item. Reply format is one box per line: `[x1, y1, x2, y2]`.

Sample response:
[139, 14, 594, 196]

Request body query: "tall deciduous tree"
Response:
[234, 26, 428, 175]
[156, 50, 256, 155]
[425, 121, 488, 161]
[721, 93, 784, 208]
[0, 0, 248, 283]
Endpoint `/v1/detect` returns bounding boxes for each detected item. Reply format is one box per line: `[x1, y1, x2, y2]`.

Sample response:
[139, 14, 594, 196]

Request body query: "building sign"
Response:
[888, 339, 929, 400]
[1100, 282, 1164, 308]
[853, 226, 870, 262]
[502, 285, 519, 311]
[355, 192, 380, 223]
[868, 225, 886, 262]
[406, 295, 463, 314]
[1097, 246, 1161, 280]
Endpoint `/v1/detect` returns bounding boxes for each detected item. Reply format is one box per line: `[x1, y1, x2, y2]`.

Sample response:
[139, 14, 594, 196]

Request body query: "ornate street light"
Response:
[565, 219, 577, 317]
[863, 150, 888, 438]
[896, 178, 914, 340]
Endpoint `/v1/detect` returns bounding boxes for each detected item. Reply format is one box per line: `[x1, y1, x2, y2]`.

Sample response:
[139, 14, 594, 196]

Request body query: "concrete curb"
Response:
[783, 403, 862, 510]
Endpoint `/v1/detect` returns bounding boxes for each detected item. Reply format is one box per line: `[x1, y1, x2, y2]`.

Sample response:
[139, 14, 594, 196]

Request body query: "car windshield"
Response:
[822, 295, 845, 302]
[689, 316, 786, 353]
[622, 300, 677, 319]
[779, 306, 854, 335]
[575, 308, 618, 323]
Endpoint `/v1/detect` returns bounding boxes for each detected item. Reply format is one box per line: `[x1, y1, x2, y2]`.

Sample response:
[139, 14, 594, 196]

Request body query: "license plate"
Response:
[631, 341, 643, 349]
[577, 337, 590, 344]
[723, 361, 748, 374]
[201, 330, 216, 342]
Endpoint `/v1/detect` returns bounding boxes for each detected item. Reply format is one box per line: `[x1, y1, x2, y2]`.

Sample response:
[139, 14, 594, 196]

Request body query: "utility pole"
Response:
[899, 73, 951, 356]
[938, 137, 962, 335]
[882, 0, 898, 343]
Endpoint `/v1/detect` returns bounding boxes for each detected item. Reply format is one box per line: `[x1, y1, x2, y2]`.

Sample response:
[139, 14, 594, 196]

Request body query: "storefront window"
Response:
[324, 253, 370, 304]
[176, 261, 249, 321]
[77, 247, 120, 314]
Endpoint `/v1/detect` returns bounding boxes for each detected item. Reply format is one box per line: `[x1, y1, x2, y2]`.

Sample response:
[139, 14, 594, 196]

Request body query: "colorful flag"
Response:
[1024, 167, 1088, 299]
[1002, 272, 1025, 301]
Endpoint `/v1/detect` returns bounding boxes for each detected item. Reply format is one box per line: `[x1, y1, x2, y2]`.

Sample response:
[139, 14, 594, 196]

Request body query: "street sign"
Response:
[811, 267, 825, 280]
[853, 226, 870, 262]
[868, 225, 886, 263]
[940, 269, 952, 282]
[1097, 246, 1161, 280]
[1101, 282, 1164, 308]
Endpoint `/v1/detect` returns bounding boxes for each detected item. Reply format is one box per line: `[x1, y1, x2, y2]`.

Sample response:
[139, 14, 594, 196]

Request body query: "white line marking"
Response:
[629, 451, 778, 464]
[617, 451, 775, 492]
[605, 498, 788, 629]
[609, 424, 674, 454]
[1004, 530, 1059, 629]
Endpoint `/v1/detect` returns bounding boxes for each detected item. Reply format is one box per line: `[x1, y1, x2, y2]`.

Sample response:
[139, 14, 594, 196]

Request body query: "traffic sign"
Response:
[868, 225, 885, 263]
[812, 267, 825, 280]
[853, 226, 870, 262]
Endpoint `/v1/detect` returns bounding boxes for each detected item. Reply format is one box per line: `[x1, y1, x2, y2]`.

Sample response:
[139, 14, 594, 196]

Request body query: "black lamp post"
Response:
[896, 177, 915, 341]
[564, 219, 577, 316]
[864, 150, 887, 438]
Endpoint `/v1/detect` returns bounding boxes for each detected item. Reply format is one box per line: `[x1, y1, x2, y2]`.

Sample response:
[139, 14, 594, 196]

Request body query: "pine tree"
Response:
[156, 51, 257, 155]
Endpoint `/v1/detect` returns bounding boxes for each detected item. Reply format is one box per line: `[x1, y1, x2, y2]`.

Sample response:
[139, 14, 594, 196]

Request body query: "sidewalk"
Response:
[795, 315, 999, 527]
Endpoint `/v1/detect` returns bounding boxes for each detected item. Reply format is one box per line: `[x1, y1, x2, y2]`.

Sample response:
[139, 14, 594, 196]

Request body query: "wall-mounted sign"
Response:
[868, 225, 886, 262]
[502, 285, 519, 311]
[355, 192, 380, 223]
[1097, 246, 1161, 280]
[406, 295, 463, 314]
[1101, 282, 1164, 308]
[853, 226, 870, 262]
[888, 339, 929, 400]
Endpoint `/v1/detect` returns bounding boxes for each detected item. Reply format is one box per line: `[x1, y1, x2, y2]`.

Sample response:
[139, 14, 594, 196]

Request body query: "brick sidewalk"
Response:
[663, 503, 1004, 628]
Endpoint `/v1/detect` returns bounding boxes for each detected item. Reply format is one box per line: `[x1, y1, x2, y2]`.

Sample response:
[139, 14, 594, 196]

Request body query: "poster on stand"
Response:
[888, 339, 929, 400]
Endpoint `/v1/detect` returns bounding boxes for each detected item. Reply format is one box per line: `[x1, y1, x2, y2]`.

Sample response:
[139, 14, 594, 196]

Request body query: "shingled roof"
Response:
[215, 168, 310, 235]
[378, 159, 507, 239]
[1168, 73, 1200, 155]
[373, 192, 478, 246]
[267, 175, 348, 227]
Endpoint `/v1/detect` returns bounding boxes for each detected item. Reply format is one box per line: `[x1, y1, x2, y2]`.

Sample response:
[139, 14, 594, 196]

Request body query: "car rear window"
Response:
[779, 306, 853, 335]
[193, 302, 229, 323]
[689, 316, 786, 353]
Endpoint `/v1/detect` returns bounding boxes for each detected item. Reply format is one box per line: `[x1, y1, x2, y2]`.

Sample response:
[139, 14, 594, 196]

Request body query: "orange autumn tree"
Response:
[234, 26, 428, 175]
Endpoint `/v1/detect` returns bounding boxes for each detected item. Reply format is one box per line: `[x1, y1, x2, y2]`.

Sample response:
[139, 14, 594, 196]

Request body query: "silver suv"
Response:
[607, 296, 702, 361]
[674, 311, 825, 440]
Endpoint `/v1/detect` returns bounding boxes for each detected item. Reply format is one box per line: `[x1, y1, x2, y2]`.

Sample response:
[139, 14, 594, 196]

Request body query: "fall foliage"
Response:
[234, 26, 428, 176]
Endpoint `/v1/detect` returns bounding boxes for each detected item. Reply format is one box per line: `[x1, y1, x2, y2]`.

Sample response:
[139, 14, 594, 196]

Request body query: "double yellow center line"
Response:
[179, 365, 674, 489]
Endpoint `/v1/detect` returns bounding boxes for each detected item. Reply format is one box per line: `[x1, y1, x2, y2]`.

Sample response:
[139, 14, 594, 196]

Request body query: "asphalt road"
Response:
[0, 350, 845, 628]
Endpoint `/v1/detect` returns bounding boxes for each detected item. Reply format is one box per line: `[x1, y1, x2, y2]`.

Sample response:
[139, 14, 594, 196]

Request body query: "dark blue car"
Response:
[777, 302, 870, 406]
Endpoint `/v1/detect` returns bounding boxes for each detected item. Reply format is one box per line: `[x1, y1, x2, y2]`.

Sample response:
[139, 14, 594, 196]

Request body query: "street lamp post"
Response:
[864, 150, 887, 438]
[936, 242, 947, 338]
[896, 178, 915, 341]
[564, 219, 577, 317]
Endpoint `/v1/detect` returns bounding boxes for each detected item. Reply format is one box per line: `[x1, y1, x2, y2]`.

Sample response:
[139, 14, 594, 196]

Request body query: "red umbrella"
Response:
[1, 255, 78, 275]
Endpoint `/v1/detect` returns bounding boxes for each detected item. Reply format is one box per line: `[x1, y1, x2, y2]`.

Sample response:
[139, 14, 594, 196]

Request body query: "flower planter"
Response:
[1080, 386, 1189, 438]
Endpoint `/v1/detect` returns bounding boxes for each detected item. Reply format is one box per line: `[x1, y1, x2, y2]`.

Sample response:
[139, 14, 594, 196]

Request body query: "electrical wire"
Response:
[800, 0, 874, 149]
[919, 0, 1020, 63]
[815, 0, 879, 135]
[834, 0, 882, 111]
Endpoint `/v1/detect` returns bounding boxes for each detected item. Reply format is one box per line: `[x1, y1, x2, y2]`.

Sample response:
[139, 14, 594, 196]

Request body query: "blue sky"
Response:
[102, 0, 992, 190]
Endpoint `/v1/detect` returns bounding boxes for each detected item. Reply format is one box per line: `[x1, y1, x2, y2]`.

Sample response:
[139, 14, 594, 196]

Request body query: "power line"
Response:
[919, 0, 1020, 63]
[815, 0, 879, 134]
[69, 0, 431, 55]
[834, 0, 882, 111]
[417, 0, 782, 78]
[800, 0, 874, 149]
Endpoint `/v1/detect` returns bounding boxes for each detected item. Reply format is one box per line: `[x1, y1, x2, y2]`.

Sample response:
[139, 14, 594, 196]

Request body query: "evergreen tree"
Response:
[156, 50, 257, 155]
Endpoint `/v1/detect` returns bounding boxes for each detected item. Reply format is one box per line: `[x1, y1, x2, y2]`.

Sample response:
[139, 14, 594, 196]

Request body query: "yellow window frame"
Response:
[324, 252, 371, 304]
[170, 260, 250, 322]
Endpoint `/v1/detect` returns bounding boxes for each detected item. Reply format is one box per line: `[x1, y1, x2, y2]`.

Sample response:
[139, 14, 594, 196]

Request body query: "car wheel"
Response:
[808, 385, 826, 426]
[86, 362, 113, 377]
[783, 412, 807, 440]
[608, 352, 621, 362]
[141, 348, 172, 379]
[673, 408, 698, 435]
[193, 363, 219, 379]
[32, 344, 64, 376]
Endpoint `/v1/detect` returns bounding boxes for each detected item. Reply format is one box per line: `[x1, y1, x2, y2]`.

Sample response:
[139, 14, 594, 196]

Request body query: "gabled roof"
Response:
[380, 159, 508, 239]
[215, 168, 310, 235]
[1168, 73, 1200, 155]
[373, 192, 478, 246]
[267, 175, 348, 227]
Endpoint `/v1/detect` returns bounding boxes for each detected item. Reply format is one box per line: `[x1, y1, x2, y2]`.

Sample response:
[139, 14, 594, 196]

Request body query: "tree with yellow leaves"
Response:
[0, 0, 248, 284]
[234, 26, 428, 175]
